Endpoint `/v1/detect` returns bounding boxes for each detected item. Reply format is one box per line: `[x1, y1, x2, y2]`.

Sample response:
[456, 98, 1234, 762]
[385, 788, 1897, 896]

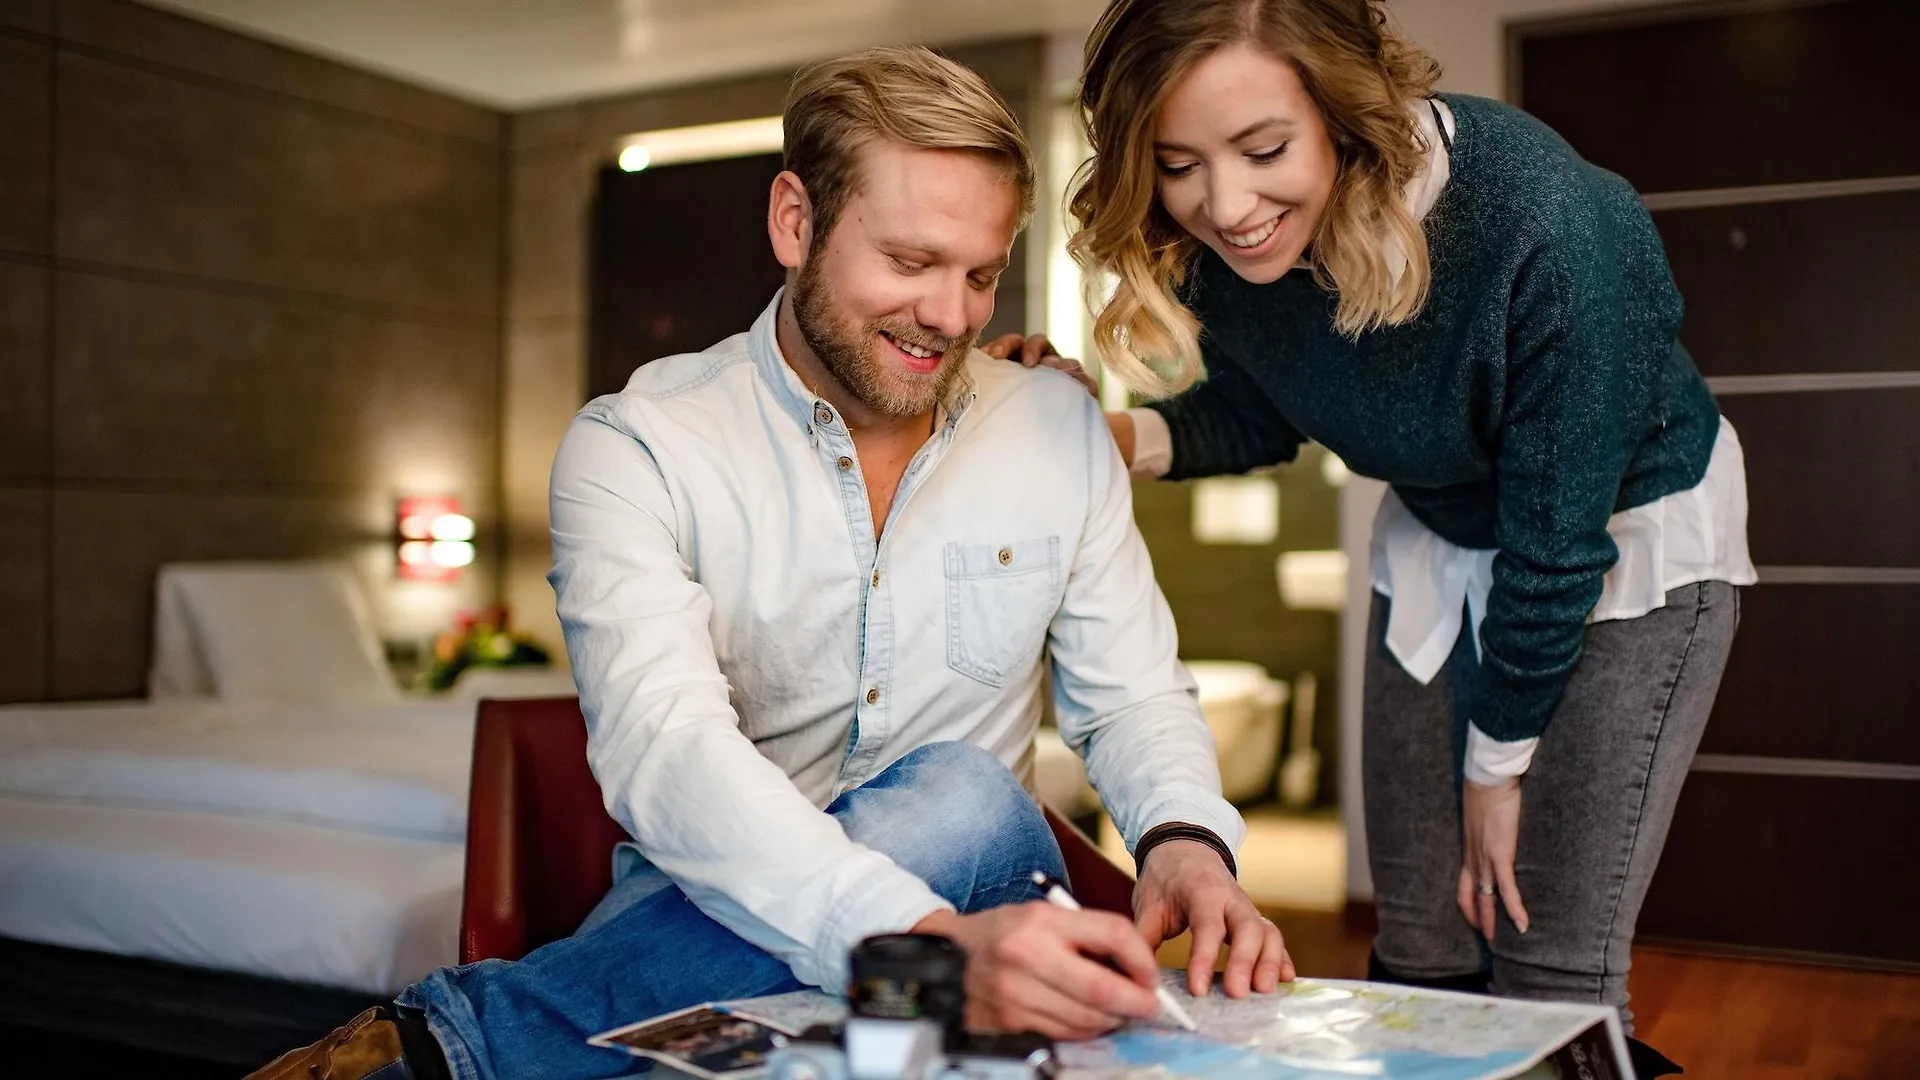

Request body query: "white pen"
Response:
[1031, 871, 1199, 1032]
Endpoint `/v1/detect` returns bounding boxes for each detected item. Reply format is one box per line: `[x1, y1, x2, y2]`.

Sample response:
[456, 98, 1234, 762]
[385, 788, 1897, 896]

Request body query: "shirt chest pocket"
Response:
[944, 536, 1063, 688]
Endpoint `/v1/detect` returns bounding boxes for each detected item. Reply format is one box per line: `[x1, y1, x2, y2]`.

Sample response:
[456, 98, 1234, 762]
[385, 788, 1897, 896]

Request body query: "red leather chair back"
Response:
[1050, 811, 1137, 918]
[461, 697, 627, 964]
[459, 696, 1137, 964]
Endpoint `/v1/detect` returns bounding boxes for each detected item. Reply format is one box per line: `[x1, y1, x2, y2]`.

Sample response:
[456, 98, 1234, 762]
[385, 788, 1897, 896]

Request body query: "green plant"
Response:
[421, 604, 549, 692]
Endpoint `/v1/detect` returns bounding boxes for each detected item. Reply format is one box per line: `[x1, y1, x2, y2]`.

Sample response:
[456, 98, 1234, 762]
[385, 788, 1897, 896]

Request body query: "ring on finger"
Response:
[1476, 882, 1496, 897]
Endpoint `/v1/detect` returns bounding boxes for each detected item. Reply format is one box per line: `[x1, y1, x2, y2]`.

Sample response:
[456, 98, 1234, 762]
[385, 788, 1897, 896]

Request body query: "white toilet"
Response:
[1031, 659, 1291, 816]
[1187, 660, 1290, 805]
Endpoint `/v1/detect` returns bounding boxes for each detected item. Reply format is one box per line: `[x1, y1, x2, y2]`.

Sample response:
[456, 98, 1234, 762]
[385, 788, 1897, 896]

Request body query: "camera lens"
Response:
[849, 933, 966, 1032]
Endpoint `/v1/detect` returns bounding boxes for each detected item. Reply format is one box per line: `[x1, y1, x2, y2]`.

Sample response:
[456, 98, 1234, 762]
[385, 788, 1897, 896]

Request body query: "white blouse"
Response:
[1128, 99, 1756, 783]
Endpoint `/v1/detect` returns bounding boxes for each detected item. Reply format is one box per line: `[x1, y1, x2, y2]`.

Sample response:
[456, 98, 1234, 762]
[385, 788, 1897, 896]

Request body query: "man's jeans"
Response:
[398, 742, 1069, 1080]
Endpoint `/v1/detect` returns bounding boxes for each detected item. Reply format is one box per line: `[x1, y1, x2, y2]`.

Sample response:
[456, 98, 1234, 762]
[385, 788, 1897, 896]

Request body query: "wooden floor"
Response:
[1188, 906, 1920, 1079]
[1629, 948, 1920, 1079]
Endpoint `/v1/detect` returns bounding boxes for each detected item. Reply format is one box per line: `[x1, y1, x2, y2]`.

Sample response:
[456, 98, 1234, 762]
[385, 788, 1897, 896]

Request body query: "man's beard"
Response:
[791, 261, 972, 418]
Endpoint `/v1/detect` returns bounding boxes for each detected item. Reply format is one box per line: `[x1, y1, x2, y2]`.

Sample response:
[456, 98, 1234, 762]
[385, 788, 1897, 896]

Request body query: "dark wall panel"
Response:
[1702, 583, 1920, 765]
[1661, 190, 1920, 377]
[0, 261, 47, 477]
[0, 32, 50, 256]
[1520, 0, 1920, 193]
[0, 487, 49, 703]
[1719, 389, 1920, 568]
[507, 149, 587, 324]
[1639, 772, 1920, 963]
[3, 1, 507, 704]
[0, 1, 52, 34]
[56, 0, 498, 144]
[53, 271, 498, 486]
[56, 51, 500, 317]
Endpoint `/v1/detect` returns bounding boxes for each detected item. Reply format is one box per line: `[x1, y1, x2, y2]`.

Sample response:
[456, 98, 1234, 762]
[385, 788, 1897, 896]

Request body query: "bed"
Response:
[0, 561, 569, 1066]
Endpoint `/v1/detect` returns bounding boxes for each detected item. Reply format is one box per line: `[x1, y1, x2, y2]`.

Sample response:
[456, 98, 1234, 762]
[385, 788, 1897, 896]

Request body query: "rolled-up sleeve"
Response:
[548, 410, 950, 991]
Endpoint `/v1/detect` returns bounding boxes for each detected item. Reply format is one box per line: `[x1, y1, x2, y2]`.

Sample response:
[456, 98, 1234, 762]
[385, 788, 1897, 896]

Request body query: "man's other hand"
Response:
[1133, 839, 1295, 999]
[912, 902, 1160, 1041]
[981, 332, 1099, 397]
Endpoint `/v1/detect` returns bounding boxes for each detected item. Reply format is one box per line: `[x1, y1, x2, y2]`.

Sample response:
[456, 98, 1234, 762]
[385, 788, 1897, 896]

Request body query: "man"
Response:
[254, 46, 1289, 1080]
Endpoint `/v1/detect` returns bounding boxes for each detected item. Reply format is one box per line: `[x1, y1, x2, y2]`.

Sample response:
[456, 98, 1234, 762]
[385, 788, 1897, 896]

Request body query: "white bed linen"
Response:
[0, 699, 474, 842]
[0, 795, 461, 994]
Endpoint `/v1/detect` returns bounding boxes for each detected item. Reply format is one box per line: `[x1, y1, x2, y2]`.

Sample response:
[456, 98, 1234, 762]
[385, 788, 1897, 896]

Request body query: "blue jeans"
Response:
[398, 742, 1068, 1080]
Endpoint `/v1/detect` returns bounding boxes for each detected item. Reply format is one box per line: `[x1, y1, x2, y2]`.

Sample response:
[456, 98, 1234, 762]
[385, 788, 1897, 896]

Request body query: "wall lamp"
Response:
[397, 496, 475, 582]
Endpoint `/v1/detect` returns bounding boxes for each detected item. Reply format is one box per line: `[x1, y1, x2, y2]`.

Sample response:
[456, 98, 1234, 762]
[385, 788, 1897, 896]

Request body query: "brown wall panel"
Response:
[0, 261, 47, 477]
[1719, 389, 1920, 568]
[0, 487, 49, 703]
[502, 319, 582, 495]
[52, 271, 498, 487]
[2, 5, 511, 703]
[507, 149, 589, 323]
[1520, 1, 1920, 194]
[0, 0, 51, 34]
[1661, 190, 1920, 378]
[1639, 772, 1920, 963]
[56, 0, 499, 144]
[1702, 583, 1920, 764]
[56, 50, 500, 317]
[0, 33, 50, 255]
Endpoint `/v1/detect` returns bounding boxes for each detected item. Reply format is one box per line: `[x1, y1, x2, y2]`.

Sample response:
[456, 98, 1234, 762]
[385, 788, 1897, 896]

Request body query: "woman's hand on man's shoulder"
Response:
[981, 332, 1099, 397]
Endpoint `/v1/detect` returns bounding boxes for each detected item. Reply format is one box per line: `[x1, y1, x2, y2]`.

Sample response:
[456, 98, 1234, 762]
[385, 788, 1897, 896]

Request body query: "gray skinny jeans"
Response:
[1363, 581, 1739, 1031]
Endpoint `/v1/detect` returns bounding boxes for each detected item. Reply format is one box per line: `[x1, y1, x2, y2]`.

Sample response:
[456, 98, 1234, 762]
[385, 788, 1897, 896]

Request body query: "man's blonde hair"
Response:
[784, 46, 1036, 249]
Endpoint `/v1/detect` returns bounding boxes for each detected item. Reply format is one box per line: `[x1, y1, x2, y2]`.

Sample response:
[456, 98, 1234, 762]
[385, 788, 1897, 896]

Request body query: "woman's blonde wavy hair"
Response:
[1070, 0, 1441, 397]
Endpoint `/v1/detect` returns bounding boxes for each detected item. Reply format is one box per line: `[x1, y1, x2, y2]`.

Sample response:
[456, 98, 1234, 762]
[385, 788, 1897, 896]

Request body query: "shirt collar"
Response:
[748, 288, 979, 438]
[747, 290, 823, 434]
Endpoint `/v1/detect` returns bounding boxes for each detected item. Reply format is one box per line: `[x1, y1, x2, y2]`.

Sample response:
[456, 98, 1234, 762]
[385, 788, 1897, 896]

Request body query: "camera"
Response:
[766, 933, 1055, 1080]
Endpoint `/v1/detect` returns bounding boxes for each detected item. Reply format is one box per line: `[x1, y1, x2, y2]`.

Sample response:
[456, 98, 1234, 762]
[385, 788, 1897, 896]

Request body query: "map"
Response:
[721, 972, 1630, 1080]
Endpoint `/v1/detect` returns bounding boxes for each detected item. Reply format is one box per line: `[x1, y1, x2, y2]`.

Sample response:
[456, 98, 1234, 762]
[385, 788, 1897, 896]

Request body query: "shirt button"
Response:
[865, 687, 880, 705]
[815, 405, 834, 426]
[871, 570, 880, 587]
[837, 455, 853, 471]
[998, 547, 1013, 565]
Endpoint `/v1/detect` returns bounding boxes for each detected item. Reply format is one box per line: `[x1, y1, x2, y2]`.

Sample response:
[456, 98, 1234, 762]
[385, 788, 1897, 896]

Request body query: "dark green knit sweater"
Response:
[1149, 93, 1721, 742]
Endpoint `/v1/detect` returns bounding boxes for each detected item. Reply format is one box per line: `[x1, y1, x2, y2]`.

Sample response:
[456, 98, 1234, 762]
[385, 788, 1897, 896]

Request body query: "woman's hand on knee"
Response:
[1459, 777, 1531, 940]
[1134, 839, 1294, 999]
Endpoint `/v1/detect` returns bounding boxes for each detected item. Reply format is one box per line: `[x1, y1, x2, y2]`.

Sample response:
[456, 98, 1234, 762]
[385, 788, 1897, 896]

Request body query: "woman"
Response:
[995, 0, 1753, 1068]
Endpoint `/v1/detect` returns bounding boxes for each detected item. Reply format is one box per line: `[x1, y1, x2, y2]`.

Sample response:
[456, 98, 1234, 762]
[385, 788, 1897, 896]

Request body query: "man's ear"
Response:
[768, 171, 814, 270]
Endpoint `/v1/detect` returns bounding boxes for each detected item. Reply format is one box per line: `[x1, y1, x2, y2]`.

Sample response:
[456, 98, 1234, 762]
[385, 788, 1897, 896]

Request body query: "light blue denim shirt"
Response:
[548, 293, 1242, 991]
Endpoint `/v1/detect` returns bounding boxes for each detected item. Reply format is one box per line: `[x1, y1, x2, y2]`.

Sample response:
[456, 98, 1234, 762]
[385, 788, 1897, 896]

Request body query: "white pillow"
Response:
[148, 561, 401, 705]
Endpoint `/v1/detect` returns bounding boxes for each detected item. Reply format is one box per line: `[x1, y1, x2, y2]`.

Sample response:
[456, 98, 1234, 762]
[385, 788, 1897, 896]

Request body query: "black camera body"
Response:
[764, 934, 1055, 1080]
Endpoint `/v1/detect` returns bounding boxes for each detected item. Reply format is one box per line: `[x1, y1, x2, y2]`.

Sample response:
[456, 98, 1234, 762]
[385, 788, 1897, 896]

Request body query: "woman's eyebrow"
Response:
[1155, 117, 1296, 154]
